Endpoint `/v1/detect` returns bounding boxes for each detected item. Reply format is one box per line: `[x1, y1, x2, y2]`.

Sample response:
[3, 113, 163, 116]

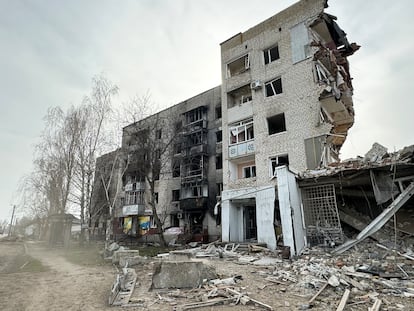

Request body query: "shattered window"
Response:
[227, 54, 250, 77]
[264, 45, 280, 64]
[269, 154, 289, 176]
[265, 78, 282, 97]
[229, 118, 254, 145]
[267, 113, 286, 134]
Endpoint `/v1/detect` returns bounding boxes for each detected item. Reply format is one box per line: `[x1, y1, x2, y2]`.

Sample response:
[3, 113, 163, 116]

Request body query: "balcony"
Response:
[180, 197, 208, 211]
[118, 204, 146, 217]
[124, 182, 145, 191]
[229, 141, 255, 158]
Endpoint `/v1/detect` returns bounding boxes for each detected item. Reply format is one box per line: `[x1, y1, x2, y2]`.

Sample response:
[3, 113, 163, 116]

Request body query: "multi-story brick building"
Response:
[91, 0, 358, 249]
[219, 0, 359, 252]
[112, 86, 222, 242]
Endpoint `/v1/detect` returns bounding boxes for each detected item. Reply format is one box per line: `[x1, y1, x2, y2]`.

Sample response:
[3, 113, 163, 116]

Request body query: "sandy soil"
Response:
[0, 241, 115, 311]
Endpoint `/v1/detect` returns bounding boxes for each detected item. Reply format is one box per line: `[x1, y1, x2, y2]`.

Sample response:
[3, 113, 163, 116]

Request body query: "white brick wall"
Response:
[221, 0, 331, 190]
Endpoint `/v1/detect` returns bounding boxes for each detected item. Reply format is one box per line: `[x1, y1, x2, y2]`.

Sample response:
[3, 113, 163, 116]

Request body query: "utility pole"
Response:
[8, 205, 16, 237]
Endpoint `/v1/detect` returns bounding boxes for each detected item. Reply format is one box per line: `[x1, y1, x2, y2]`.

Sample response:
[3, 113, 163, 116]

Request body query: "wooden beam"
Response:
[309, 282, 328, 304]
[335, 289, 350, 311]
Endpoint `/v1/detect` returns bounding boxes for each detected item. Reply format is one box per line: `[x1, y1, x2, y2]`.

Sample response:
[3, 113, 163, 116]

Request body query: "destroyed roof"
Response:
[299, 144, 414, 180]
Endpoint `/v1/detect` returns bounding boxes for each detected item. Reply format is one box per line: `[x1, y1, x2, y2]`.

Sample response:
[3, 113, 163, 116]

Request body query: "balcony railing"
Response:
[229, 141, 255, 158]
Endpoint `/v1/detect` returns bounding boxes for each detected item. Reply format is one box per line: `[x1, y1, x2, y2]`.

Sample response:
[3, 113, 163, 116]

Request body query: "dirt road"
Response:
[0, 241, 115, 311]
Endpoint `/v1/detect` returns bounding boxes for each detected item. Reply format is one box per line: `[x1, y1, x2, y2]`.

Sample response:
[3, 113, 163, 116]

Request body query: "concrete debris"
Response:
[112, 249, 140, 264]
[109, 267, 137, 306]
[106, 237, 414, 310]
[119, 255, 148, 267]
[151, 261, 217, 289]
[252, 257, 283, 266]
[328, 275, 340, 287]
[364, 142, 388, 163]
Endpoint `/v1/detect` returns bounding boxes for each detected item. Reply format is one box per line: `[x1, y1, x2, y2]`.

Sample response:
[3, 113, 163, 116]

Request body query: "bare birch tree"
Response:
[69, 75, 118, 244]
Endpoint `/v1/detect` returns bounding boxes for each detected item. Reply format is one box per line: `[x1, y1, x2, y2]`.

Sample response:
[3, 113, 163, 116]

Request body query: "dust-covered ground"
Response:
[1, 239, 414, 311]
[0, 240, 115, 311]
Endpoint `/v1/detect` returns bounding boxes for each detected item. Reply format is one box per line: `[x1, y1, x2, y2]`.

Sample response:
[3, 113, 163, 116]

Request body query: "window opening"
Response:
[243, 165, 256, 178]
[216, 130, 222, 143]
[229, 118, 254, 145]
[265, 77, 283, 97]
[269, 154, 289, 176]
[216, 153, 223, 169]
[264, 45, 280, 64]
[267, 113, 286, 135]
[227, 54, 250, 77]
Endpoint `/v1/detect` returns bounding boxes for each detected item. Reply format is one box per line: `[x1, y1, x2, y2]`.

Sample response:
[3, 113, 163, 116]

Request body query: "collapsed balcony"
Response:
[309, 12, 360, 153]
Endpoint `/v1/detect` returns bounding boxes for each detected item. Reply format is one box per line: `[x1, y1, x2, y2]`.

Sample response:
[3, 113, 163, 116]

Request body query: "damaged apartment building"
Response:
[96, 87, 223, 242]
[91, 0, 365, 249]
[219, 0, 359, 253]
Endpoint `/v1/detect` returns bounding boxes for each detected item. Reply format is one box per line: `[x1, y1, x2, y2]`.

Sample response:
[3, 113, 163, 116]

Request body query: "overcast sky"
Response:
[1, 0, 413, 222]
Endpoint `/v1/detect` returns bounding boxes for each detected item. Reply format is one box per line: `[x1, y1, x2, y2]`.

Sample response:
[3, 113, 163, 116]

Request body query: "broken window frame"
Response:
[263, 45, 280, 65]
[125, 190, 145, 205]
[267, 113, 286, 135]
[269, 154, 289, 177]
[226, 54, 250, 78]
[185, 107, 205, 125]
[229, 118, 254, 146]
[265, 77, 283, 97]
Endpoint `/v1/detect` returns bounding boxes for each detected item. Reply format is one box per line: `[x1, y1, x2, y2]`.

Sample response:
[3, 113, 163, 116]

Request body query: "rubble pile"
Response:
[300, 143, 414, 179]
[106, 239, 414, 310]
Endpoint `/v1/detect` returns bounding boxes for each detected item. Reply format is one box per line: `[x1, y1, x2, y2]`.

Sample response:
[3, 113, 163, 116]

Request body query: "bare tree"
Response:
[70, 75, 118, 244]
[123, 95, 180, 246]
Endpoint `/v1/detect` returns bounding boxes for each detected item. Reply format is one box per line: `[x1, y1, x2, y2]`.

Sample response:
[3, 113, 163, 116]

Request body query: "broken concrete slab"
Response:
[151, 261, 217, 289]
[169, 251, 193, 261]
[119, 255, 148, 267]
[334, 182, 414, 254]
[112, 249, 140, 264]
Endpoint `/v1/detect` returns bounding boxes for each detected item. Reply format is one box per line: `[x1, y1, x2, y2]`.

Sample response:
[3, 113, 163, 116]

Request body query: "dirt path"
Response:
[0, 241, 115, 311]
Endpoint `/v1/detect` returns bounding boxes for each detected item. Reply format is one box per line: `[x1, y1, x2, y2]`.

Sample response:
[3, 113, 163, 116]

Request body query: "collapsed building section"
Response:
[275, 144, 414, 256]
[309, 12, 360, 162]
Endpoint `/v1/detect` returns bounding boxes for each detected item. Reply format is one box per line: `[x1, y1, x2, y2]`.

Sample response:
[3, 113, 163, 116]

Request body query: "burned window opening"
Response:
[172, 189, 180, 202]
[216, 153, 223, 170]
[267, 113, 286, 135]
[216, 130, 222, 143]
[265, 78, 282, 97]
[215, 105, 222, 119]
